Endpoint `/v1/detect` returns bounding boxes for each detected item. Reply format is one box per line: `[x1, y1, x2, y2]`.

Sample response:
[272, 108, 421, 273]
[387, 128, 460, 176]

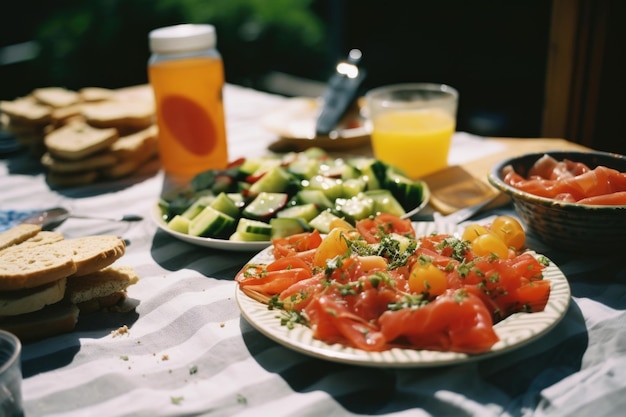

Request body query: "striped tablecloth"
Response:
[2, 85, 625, 417]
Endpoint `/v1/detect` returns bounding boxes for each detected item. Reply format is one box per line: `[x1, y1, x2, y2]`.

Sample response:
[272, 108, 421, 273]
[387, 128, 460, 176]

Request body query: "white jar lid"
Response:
[149, 24, 216, 54]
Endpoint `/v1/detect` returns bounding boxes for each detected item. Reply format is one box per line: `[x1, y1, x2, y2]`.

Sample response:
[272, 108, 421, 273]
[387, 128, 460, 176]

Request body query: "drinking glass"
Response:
[366, 83, 458, 179]
[0, 330, 22, 417]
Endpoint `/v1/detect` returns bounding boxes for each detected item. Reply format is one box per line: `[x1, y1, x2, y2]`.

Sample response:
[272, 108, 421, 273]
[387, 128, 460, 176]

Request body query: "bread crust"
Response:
[41, 151, 117, 173]
[0, 97, 52, 125]
[0, 302, 79, 343]
[44, 121, 119, 160]
[66, 265, 138, 304]
[0, 277, 66, 316]
[32, 87, 80, 108]
[0, 223, 42, 251]
[0, 243, 76, 290]
[57, 235, 126, 277]
[75, 291, 125, 314]
[17, 231, 65, 248]
[82, 100, 154, 134]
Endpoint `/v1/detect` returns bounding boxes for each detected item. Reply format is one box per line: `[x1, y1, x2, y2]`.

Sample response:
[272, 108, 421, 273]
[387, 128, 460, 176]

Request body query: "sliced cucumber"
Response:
[189, 206, 236, 238]
[364, 189, 406, 217]
[309, 210, 342, 234]
[295, 189, 334, 210]
[230, 218, 272, 241]
[287, 158, 319, 179]
[384, 168, 424, 211]
[236, 218, 272, 236]
[229, 231, 269, 242]
[242, 192, 289, 220]
[227, 192, 246, 209]
[355, 160, 381, 190]
[167, 215, 190, 234]
[336, 195, 374, 222]
[181, 195, 215, 220]
[210, 192, 240, 218]
[340, 163, 362, 180]
[270, 217, 311, 238]
[307, 175, 344, 201]
[276, 203, 319, 222]
[238, 158, 262, 176]
[248, 158, 282, 176]
[342, 178, 366, 198]
[248, 165, 292, 195]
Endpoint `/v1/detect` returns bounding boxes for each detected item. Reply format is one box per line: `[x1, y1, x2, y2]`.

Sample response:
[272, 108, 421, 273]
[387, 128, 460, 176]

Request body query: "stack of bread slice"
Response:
[0, 86, 158, 188]
[0, 223, 139, 342]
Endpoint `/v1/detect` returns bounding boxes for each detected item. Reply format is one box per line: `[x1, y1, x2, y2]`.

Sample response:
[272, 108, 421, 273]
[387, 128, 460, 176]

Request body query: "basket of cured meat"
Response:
[488, 150, 626, 253]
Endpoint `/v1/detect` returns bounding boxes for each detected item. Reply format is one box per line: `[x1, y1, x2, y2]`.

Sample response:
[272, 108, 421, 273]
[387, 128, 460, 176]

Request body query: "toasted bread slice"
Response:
[44, 120, 119, 160]
[0, 302, 79, 343]
[15, 231, 65, 249]
[32, 87, 79, 108]
[41, 151, 117, 173]
[0, 224, 42, 251]
[45, 170, 100, 188]
[102, 129, 158, 179]
[66, 265, 138, 304]
[82, 100, 154, 134]
[0, 242, 76, 290]
[0, 277, 66, 316]
[57, 235, 126, 277]
[50, 103, 85, 127]
[0, 97, 52, 125]
[109, 125, 158, 160]
[75, 291, 126, 314]
[78, 87, 115, 102]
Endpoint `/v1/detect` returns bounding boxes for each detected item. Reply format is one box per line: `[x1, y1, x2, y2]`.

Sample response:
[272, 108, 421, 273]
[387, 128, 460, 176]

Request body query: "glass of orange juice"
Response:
[365, 83, 458, 179]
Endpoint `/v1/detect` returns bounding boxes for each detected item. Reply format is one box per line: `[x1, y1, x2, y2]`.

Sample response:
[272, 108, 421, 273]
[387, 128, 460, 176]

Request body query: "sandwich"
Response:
[0, 224, 139, 342]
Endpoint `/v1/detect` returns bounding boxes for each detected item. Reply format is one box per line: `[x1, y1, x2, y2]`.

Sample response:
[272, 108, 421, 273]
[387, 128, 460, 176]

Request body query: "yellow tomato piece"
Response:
[408, 262, 447, 296]
[329, 217, 355, 231]
[313, 228, 349, 268]
[357, 255, 388, 272]
[490, 215, 526, 251]
[462, 223, 490, 242]
[471, 232, 510, 259]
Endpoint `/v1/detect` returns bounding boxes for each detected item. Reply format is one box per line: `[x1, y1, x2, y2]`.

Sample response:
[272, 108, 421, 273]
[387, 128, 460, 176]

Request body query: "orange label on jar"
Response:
[161, 94, 217, 155]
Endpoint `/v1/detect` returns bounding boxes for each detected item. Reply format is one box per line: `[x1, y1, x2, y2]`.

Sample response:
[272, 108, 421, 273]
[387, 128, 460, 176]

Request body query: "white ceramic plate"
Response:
[235, 222, 571, 367]
[152, 183, 429, 252]
[152, 205, 269, 252]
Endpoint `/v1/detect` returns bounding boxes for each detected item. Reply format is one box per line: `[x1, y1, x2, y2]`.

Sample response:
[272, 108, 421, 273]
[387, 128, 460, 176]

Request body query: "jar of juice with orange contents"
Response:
[148, 24, 228, 177]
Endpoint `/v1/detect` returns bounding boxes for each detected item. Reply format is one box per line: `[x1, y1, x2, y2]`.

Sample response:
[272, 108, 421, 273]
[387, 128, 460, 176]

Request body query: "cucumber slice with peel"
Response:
[307, 175, 344, 200]
[236, 218, 272, 236]
[189, 206, 236, 238]
[181, 195, 215, 220]
[384, 168, 424, 210]
[242, 192, 289, 220]
[248, 165, 292, 195]
[270, 217, 311, 238]
[308, 210, 342, 234]
[364, 189, 406, 217]
[210, 192, 240, 218]
[336, 195, 374, 222]
[276, 203, 319, 222]
[296, 189, 334, 210]
[167, 215, 190, 234]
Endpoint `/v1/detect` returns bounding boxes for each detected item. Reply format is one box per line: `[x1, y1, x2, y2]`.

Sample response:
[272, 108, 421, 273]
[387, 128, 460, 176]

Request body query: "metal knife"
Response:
[315, 49, 366, 136]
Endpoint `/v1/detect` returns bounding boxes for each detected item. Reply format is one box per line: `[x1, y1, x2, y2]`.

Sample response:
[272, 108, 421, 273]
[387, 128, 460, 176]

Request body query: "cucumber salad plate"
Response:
[154, 148, 430, 251]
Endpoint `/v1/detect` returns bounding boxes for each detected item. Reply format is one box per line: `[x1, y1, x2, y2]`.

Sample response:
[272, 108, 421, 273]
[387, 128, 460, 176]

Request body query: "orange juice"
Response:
[149, 57, 228, 176]
[148, 24, 228, 178]
[370, 109, 455, 179]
